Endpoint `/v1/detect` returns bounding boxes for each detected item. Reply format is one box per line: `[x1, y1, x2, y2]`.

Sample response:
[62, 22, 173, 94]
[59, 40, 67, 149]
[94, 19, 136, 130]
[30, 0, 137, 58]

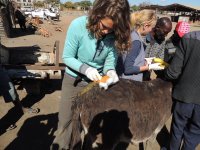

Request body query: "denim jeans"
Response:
[0, 66, 18, 102]
[170, 100, 200, 150]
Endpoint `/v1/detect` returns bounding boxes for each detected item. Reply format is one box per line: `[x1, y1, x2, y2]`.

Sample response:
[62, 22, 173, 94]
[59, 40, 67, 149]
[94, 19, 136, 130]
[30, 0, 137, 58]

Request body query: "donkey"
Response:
[70, 78, 172, 150]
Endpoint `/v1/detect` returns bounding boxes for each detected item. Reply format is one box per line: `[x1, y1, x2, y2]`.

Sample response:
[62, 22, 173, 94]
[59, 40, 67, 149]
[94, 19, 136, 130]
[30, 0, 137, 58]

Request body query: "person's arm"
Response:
[164, 37, 186, 80]
[103, 46, 118, 74]
[124, 40, 148, 75]
[62, 17, 102, 81]
[62, 19, 84, 73]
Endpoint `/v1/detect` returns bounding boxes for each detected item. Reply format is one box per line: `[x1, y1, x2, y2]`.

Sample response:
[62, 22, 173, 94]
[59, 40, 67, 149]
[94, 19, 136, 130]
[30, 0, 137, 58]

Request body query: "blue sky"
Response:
[61, 0, 200, 7]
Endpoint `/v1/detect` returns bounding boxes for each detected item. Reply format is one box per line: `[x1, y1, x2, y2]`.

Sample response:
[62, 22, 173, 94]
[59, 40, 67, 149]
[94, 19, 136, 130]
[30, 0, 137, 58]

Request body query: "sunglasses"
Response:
[100, 20, 113, 33]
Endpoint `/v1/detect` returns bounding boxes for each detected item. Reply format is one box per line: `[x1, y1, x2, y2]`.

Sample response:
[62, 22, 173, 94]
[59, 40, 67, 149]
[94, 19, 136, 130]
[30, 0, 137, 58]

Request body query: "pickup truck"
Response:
[24, 9, 46, 19]
[24, 9, 59, 20]
[44, 9, 60, 20]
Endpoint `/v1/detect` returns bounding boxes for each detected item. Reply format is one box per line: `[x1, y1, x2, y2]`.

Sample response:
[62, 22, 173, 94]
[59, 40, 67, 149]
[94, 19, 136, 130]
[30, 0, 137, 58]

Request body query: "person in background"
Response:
[143, 17, 172, 80]
[51, 0, 131, 149]
[146, 21, 191, 82]
[0, 66, 39, 130]
[119, 10, 163, 82]
[145, 17, 172, 59]
[164, 22, 198, 150]
[14, 6, 26, 31]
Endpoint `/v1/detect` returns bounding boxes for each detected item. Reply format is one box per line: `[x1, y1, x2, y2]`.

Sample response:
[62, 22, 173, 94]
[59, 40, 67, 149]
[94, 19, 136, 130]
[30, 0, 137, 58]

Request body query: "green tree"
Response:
[64, 1, 75, 9]
[46, 0, 60, 4]
[33, 1, 45, 8]
[75, 0, 92, 10]
[131, 5, 139, 11]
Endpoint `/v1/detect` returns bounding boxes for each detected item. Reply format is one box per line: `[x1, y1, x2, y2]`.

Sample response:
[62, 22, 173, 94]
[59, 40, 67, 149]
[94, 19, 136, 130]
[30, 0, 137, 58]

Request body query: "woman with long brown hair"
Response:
[51, 0, 131, 149]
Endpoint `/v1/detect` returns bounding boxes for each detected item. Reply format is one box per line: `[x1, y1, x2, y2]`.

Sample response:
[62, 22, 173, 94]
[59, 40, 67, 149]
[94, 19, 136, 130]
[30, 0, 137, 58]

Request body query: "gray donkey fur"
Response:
[70, 78, 172, 150]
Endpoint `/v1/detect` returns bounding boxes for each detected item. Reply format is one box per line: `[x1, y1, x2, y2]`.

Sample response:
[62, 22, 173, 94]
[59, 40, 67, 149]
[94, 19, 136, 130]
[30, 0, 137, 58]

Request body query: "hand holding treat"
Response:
[98, 70, 119, 90]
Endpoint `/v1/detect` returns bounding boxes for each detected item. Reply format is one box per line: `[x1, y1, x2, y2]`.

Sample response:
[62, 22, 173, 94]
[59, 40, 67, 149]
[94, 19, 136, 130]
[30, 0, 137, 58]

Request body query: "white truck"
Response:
[24, 9, 45, 19]
[44, 9, 60, 20]
[24, 9, 59, 20]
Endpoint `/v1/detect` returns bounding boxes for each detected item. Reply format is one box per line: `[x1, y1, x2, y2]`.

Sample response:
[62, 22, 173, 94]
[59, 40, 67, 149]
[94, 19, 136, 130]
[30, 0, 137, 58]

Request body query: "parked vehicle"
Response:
[21, 6, 34, 12]
[32, 9, 46, 19]
[50, 7, 59, 14]
[24, 8, 59, 20]
[24, 9, 33, 17]
[44, 9, 59, 20]
[24, 9, 46, 19]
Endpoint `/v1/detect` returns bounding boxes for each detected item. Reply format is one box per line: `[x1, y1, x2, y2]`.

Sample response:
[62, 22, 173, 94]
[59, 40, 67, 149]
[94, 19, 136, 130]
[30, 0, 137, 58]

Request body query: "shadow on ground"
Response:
[4, 113, 58, 150]
[0, 79, 62, 136]
[0, 93, 45, 136]
[156, 125, 170, 149]
[71, 109, 170, 150]
[10, 28, 36, 38]
[70, 110, 131, 150]
[8, 45, 43, 65]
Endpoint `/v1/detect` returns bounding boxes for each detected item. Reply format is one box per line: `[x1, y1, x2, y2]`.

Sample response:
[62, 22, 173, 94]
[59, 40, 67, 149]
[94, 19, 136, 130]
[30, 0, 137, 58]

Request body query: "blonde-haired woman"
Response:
[121, 10, 163, 81]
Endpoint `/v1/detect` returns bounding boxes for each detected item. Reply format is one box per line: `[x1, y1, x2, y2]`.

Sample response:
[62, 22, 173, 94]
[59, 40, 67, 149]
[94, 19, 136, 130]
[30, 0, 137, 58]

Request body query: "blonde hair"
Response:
[130, 10, 156, 30]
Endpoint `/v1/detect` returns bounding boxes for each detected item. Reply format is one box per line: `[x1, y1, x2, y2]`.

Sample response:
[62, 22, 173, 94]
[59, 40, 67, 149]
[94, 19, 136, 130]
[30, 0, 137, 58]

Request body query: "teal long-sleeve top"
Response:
[62, 16, 118, 78]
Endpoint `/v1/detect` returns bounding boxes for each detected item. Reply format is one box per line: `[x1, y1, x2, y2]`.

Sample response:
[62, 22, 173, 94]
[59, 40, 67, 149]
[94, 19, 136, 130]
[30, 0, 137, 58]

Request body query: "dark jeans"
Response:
[0, 67, 18, 102]
[170, 100, 200, 150]
[51, 73, 88, 150]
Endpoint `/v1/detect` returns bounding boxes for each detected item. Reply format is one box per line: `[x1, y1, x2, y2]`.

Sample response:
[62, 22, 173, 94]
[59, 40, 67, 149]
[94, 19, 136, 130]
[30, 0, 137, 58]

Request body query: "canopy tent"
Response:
[140, 3, 200, 22]
[140, 3, 199, 12]
[140, 5, 163, 10]
[161, 3, 199, 12]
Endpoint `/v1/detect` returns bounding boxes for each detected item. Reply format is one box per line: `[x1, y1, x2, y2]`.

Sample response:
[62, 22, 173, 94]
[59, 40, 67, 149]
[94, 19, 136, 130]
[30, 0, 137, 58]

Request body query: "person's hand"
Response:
[106, 70, 119, 84]
[85, 67, 102, 81]
[148, 63, 165, 70]
[99, 76, 112, 90]
[145, 57, 155, 65]
[99, 70, 119, 90]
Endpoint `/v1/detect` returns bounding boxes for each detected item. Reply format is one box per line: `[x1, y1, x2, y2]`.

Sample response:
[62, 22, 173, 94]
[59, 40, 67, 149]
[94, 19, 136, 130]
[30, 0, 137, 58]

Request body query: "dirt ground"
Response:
[0, 11, 200, 150]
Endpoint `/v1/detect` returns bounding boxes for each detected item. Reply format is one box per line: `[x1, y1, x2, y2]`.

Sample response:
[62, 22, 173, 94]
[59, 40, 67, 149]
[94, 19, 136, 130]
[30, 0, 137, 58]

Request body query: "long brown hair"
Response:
[86, 0, 131, 51]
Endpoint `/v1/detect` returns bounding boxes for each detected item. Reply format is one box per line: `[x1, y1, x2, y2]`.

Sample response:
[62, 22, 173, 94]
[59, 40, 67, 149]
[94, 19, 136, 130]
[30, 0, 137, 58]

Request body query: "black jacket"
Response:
[165, 31, 200, 104]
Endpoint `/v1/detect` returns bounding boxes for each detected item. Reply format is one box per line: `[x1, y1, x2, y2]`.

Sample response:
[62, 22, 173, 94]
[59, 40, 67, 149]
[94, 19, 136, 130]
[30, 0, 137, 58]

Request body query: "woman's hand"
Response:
[99, 70, 119, 90]
[85, 67, 102, 81]
[145, 57, 155, 65]
[106, 70, 119, 84]
[148, 63, 165, 70]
